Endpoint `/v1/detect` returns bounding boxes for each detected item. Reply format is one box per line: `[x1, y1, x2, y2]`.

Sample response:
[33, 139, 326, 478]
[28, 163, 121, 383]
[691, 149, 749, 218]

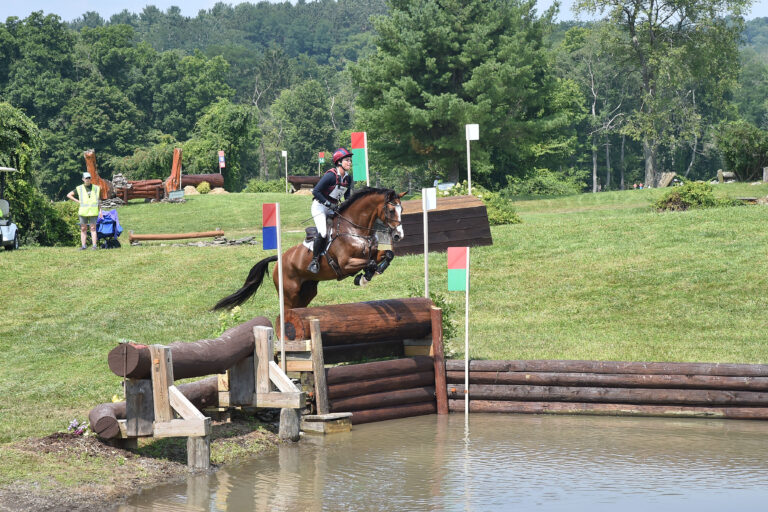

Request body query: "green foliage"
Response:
[715, 120, 768, 182]
[653, 181, 738, 211]
[404, 284, 459, 344]
[441, 181, 521, 225]
[6, 179, 78, 246]
[109, 134, 178, 181]
[196, 181, 211, 194]
[505, 168, 588, 197]
[243, 178, 286, 193]
[352, 0, 577, 187]
[216, 306, 243, 337]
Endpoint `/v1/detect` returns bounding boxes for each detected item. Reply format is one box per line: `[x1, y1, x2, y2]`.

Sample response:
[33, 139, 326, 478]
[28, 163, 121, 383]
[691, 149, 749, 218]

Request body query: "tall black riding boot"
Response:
[307, 236, 325, 274]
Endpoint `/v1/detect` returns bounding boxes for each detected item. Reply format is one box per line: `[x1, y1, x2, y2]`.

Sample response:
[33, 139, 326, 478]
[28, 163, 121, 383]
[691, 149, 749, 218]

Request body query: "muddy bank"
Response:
[0, 416, 280, 512]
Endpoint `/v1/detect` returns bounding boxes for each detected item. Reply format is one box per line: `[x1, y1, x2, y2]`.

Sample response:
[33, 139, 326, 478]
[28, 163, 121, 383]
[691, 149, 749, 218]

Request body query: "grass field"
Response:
[1, 184, 768, 445]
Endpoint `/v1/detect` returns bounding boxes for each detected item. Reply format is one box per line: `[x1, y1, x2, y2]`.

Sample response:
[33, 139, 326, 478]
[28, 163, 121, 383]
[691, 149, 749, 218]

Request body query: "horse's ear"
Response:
[398, 191, 407, 198]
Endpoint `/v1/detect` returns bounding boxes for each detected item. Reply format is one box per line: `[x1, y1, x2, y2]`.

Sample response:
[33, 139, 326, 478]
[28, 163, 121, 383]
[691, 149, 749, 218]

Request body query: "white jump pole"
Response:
[464, 246, 470, 420]
[282, 150, 288, 194]
[275, 203, 286, 371]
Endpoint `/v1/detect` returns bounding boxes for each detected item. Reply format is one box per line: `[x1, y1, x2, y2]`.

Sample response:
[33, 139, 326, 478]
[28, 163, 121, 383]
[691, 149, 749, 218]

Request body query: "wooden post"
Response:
[125, 379, 154, 436]
[229, 356, 255, 405]
[187, 436, 211, 470]
[279, 408, 301, 441]
[149, 345, 174, 423]
[309, 318, 329, 415]
[254, 326, 274, 396]
[430, 307, 448, 415]
[763, 167, 768, 183]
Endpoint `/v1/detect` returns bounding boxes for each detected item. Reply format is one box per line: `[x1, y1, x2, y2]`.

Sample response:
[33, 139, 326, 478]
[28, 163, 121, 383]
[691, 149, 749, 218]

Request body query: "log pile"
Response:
[392, 195, 493, 256]
[181, 173, 224, 189]
[446, 359, 768, 420]
[326, 356, 437, 424]
[287, 176, 321, 192]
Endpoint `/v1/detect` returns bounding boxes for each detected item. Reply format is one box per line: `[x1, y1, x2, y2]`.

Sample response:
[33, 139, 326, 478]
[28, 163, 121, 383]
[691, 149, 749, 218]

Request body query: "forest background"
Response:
[2, 0, 768, 246]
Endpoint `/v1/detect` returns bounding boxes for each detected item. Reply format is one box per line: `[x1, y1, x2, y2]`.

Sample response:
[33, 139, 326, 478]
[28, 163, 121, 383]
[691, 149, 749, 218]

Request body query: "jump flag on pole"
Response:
[350, 131, 369, 185]
[447, 246, 469, 291]
[262, 202, 286, 371]
[262, 203, 278, 250]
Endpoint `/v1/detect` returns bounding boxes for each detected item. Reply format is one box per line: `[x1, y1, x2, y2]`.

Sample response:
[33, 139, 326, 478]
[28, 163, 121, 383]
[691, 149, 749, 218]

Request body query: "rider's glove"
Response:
[324, 201, 334, 210]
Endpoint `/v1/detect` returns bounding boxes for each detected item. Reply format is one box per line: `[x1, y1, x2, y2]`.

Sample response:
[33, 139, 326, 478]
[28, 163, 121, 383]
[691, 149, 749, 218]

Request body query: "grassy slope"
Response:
[1, 185, 767, 443]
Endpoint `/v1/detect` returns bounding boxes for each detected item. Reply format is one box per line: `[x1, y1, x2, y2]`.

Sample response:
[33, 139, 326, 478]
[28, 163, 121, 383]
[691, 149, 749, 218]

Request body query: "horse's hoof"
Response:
[354, 274, 369, 287]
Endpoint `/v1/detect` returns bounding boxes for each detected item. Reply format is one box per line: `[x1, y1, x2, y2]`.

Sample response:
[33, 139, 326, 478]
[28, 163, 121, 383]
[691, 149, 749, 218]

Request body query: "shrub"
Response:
[196, 181, 211, 194]
[653, 181, 739, 211]
[6, 179, 78, 246]
[440, 181, 521, 225]
[504, 167, 587, 197]
[244, 178, 286, 193]
[715, 120, 768, 182]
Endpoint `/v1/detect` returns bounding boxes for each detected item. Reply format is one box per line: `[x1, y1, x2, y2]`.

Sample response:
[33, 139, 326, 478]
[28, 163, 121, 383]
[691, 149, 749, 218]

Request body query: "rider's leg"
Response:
[308, 200, 329, 273]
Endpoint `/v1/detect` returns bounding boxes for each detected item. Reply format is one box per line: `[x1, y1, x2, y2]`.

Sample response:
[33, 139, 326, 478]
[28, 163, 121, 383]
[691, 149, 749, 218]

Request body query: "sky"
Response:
[1, 0, 767, 23]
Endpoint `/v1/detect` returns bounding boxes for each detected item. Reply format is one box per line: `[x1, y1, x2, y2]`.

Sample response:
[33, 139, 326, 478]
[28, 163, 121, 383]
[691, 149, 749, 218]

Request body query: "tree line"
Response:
[1, 0, 767, 204]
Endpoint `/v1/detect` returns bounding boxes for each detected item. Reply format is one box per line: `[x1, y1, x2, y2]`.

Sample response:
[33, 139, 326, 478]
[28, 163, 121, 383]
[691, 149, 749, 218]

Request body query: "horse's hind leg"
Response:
[295, 280, 319, 308]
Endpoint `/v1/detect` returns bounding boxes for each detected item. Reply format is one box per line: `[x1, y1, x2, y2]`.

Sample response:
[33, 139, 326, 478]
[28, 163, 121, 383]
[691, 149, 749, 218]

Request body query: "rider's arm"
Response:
[312, 173, 336, 205]
[343, 178, 352, 200]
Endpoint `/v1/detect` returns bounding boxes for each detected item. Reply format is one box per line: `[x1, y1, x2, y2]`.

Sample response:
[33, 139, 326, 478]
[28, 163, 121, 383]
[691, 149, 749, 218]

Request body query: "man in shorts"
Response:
[67, 172, 101, 250]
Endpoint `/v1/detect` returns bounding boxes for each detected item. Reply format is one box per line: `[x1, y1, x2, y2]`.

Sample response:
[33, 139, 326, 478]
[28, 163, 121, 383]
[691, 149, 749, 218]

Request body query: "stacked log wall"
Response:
[446, 359, 768, 420]
[326, 356, 437, 424]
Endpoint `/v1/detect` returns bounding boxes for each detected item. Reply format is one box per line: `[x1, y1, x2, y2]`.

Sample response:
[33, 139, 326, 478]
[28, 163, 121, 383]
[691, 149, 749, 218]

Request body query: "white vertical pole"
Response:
[283, 153, 288, 194]
[422, 191, 429, 298]
[276, 203, 286, 372]
[464, 246, 470, 419]
[466, 139, 472, 196]
[364, 132, 370, 187]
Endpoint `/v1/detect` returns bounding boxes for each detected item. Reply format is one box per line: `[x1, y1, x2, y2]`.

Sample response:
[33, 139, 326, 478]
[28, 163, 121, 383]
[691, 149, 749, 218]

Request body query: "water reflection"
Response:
[121, 414, 768, 511]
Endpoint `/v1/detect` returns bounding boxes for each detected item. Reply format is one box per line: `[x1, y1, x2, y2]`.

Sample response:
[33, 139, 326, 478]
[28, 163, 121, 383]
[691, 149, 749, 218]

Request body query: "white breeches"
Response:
[311, 200, 333, 237]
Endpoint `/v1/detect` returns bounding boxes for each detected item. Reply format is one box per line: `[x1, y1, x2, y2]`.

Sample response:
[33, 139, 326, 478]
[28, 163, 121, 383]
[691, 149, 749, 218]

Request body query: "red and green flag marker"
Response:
[447, 246, 471, 416]
[350, 132, 369, 185]
[262, 203, 286, 370]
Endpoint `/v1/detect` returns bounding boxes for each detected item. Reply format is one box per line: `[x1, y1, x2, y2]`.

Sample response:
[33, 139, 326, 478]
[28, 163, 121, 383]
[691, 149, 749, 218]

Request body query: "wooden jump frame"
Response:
[117, 326, 305, 469]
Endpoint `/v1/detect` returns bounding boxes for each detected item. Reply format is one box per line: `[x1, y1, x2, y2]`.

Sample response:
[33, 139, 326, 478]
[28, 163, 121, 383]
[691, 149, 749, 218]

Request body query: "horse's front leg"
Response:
[354, 250, 395, 287]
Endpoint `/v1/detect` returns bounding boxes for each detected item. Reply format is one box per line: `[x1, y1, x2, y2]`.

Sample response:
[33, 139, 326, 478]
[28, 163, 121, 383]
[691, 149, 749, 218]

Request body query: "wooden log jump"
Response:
[107, 317, 272, 379]
[287, 176, 321, 192]
[447, 359, 768, 420]
[182, 174, 224, 188]
[128, 230, 225, 243]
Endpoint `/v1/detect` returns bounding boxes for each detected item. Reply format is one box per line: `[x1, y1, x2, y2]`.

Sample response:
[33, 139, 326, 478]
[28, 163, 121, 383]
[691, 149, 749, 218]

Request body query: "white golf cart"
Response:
[0, 167, 19, 250]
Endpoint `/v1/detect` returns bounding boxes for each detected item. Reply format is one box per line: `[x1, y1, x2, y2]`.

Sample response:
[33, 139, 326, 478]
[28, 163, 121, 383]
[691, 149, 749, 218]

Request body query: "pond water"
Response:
[120, 413, 768, 511]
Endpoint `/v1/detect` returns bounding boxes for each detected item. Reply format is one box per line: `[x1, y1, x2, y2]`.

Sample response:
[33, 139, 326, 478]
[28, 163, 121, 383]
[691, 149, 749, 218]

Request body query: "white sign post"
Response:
[422, 187, 437, 297]
[281, 150, 288, 194]
[465, 124, 479, 195]
[275, 203, 286, 372]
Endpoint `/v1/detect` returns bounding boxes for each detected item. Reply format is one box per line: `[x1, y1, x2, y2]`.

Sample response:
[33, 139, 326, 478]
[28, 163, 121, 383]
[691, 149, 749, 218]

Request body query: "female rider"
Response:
[307, 147, 353, 273]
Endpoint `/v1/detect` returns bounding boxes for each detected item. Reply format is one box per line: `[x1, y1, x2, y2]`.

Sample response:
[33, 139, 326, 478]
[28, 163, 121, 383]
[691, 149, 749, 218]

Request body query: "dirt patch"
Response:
[0, 416, 280, 512]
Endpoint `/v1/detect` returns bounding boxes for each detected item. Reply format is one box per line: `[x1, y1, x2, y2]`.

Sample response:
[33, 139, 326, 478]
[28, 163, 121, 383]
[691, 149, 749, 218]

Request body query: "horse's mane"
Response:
[337, 187, 397, 214]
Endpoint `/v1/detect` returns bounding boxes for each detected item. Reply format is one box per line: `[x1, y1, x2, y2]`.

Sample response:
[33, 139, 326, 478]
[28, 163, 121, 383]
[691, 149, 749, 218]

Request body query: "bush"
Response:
[440, 181, 521, 225]
[504, 167, 587, 197]
[196, 181, 211, 194]
[715, 120, 768, 182]
[653, 181, 739, 211]
[244, 178, 287, 193]
[6, 179, 78, 246]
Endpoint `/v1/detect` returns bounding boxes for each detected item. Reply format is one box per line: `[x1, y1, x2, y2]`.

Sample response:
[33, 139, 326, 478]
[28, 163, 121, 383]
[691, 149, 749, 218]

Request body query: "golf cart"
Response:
[0, 167, 19, 250]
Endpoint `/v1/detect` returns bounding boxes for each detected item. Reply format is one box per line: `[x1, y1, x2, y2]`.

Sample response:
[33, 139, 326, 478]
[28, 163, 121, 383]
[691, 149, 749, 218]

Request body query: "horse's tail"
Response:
[212, 255, 278, 310]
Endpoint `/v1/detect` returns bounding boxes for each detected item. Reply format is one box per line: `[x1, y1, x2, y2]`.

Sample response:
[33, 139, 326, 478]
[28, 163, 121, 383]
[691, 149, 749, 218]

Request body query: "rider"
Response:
[307, 147, 353, 273]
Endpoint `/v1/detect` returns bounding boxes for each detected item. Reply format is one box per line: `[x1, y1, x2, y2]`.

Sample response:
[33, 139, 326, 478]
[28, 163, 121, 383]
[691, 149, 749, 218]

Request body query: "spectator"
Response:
[66, 172, 101, 250]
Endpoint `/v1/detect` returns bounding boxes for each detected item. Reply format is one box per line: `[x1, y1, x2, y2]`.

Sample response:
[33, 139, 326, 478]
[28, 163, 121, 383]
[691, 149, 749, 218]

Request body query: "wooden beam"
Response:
[328, 370, 435, 400]
[149, 345, 174, 423]
[310, 318, 330, 415]
[269, 361, 300, 393]
[229, 356, 255, 405]
[254, 326, 273, 394]
[168, 386, 206, 420]
[286, 360, 313, 372]
[187, 435, 210, 470]
[430, 307, 449, 415]
[153, 418, 211, 438]
[255, 392, 305, 409]
[326, 356, 434, 385]
[126, 379, 153, 436]
[129, 230, 224, 243]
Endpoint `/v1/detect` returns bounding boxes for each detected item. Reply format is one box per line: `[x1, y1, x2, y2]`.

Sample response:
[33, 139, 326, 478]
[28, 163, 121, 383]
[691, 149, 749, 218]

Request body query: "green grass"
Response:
[1, 186, 768, 445]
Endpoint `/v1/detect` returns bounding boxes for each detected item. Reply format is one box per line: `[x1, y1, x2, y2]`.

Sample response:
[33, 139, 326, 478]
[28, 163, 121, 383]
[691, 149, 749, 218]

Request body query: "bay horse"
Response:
[213, 187, 406, 310]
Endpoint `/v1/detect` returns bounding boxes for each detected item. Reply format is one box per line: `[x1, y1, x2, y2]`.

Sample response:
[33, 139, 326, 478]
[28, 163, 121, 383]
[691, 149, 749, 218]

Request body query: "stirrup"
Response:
[308, 258, 320, 274]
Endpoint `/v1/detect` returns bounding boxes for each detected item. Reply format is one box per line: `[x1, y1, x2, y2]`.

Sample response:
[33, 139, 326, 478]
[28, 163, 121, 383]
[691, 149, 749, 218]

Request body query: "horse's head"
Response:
[379, 190, 406, 243]
[337, 187, 406, 242]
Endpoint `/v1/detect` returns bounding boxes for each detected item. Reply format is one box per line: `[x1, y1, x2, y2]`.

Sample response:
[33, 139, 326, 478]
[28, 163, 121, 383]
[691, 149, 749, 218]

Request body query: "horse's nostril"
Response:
[393, 235, 401, 242]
